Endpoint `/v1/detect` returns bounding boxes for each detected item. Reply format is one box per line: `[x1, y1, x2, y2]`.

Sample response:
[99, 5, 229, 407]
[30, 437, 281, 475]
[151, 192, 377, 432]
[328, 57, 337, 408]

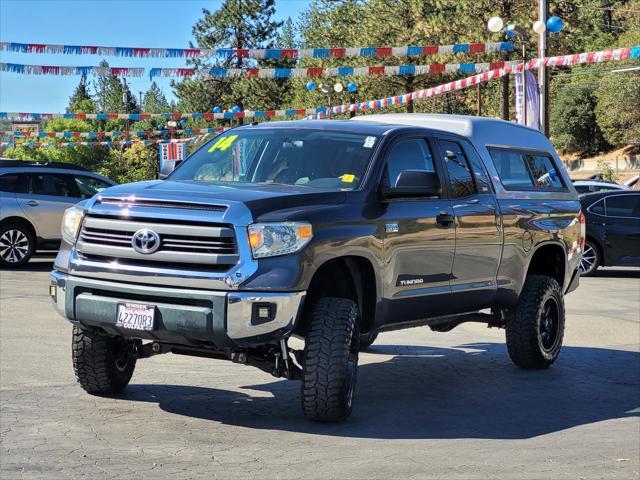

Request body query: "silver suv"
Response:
[0, 160, 115, 267]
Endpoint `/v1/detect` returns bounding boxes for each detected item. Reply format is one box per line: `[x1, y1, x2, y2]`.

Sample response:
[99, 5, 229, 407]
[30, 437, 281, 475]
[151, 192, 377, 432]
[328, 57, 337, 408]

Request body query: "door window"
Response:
[74, 175, 112, 198]
[385, 138, 435, 187]
[28, 173, 78, 197]
[440, 140, 476, 198]
[0, 173, 20, 193]
[605, 194, 640, 218]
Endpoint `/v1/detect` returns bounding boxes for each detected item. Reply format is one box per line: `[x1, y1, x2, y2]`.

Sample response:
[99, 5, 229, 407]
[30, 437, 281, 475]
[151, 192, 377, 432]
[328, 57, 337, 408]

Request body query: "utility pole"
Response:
[538, 0, 549, 135]
[139, 91, 143, 112]
[122, 77, 130, 132]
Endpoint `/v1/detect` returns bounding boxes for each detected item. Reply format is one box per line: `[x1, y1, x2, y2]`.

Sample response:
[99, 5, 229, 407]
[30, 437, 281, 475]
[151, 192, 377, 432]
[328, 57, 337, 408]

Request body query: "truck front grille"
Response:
[76, 214, 239, 268]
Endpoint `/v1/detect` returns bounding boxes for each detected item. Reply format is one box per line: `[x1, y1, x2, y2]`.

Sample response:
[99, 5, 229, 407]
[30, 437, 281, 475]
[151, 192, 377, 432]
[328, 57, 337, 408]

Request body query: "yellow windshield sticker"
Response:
[208, 134, 238, 152]
[341, 174, 356, 183]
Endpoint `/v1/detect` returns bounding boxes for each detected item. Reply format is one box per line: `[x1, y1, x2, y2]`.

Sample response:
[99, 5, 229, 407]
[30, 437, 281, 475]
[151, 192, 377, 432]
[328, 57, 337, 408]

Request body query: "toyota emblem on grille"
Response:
[131, 229, 161, 254]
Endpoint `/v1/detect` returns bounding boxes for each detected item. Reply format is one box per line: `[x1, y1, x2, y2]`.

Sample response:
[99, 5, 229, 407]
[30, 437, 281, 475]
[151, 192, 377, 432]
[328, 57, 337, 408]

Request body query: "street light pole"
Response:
[538, 0, 548, 135]
[521, 40, 528, 127]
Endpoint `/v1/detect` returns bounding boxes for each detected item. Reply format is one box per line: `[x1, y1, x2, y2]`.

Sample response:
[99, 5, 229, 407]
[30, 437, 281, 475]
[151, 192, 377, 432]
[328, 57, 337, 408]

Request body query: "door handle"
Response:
[436, 212, 454, 227]
[26, 200, 39, 207]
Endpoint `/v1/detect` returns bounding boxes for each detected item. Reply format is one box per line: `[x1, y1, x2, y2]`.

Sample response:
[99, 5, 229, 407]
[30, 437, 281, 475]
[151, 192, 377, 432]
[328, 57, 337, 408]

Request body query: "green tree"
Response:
[550, 75, 608, 155]
[142, 82, 171, 114]
[99, 143, 157, 183]
[95, 60, 138, 114]
[67, 73, 96, 114]
[173, 0, 283, 114]
[595, 72, 640, 147]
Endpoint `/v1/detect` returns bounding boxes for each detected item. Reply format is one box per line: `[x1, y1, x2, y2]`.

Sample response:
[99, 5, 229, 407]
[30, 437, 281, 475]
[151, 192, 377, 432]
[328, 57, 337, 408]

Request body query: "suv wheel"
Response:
[0, 223, 34, 268]
[359, 331, 378, 350]
[302, 297, 359, 422]
[505, 275, 565, 369]
[579, 240, 600, 276]
[72, 326, 137, 394]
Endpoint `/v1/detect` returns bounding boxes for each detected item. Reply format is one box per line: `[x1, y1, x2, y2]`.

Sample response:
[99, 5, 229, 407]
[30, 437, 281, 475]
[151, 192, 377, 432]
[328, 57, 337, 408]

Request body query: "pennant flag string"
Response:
[0, 138, 196, 148]
[0, 127, 226, 139]
[309, 46, 639, 118]
[0, 41, 514, 59]
[1, 60, 517, 79]
[2, 46, 637, 124]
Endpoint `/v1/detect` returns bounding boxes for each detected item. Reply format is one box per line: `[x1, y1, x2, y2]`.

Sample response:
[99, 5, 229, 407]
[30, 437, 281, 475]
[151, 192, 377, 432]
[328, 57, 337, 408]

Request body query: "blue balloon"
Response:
[213, 106, 221, 113]
[347, 82, 358, 92]
[505, 23, 517, 37]
[547, 16, 564, 33]
[231, 105, 240, 113]
[306, 81, 316, 91]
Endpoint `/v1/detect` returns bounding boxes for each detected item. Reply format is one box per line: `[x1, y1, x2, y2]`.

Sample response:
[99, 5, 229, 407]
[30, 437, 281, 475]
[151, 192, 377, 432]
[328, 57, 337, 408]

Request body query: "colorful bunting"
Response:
[0, 41, 514, 59]
[309, 46, 638, 118]
[2, 61, 517, 79]
[1, 46, 636, 128]
[0, 127, 226, 138]
[0, 138, 195, 148]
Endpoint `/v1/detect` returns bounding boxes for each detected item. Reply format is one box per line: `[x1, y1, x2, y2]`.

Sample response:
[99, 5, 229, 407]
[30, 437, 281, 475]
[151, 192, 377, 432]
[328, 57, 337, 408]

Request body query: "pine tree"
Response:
[94, 60, 139, 114]
[142, 82, 171, 114]
[173, 0, 283, 115]
[67, 73, 96, 113]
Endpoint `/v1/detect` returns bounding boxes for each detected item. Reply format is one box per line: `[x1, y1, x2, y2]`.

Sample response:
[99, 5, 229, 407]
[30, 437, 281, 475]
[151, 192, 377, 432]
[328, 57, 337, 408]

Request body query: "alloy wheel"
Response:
[539, 297, 560, 352]
[0, 229, 30, 264]
[579, 242, 597, 275]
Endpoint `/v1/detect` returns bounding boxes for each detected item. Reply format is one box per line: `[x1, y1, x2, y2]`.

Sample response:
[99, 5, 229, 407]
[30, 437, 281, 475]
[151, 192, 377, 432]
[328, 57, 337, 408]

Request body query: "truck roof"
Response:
[239, 119, 399, 136]
[350, 113, 556, 153]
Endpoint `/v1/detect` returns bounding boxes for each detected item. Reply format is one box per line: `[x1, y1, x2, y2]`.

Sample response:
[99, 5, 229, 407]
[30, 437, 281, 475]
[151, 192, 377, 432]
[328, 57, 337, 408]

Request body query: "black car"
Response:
[579, 190, 640, 276]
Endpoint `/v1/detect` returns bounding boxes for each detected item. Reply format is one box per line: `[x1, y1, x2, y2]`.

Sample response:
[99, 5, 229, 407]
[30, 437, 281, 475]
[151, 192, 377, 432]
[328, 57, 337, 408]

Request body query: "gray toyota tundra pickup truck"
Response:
[50, 114, 583, 422]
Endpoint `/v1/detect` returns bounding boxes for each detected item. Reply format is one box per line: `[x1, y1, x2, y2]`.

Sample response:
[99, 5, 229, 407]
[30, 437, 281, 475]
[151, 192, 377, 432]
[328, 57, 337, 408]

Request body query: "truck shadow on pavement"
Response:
[122, 343, 640, 439]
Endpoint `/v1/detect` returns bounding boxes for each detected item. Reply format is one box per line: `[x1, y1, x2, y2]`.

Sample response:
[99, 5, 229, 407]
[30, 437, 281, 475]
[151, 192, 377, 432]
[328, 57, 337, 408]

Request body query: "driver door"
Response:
[380, 135, 455, 324]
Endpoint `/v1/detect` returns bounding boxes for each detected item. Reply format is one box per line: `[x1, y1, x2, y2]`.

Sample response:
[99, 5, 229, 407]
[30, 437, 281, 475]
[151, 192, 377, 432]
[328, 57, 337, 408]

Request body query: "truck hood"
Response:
[96, 180, 347, 219]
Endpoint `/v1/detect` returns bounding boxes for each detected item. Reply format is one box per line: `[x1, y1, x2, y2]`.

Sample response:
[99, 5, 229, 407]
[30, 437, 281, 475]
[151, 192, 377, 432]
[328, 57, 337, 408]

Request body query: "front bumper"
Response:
[50, 270, 305, 348]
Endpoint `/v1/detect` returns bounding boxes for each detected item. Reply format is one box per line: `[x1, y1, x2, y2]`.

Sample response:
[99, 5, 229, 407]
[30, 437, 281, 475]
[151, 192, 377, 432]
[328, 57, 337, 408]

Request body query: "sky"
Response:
[0, 0, 310, 113]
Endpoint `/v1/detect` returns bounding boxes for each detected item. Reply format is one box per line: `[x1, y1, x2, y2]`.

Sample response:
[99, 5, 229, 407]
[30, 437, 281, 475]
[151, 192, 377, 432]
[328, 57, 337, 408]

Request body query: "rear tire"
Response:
[0, 223, 34, 268]
[579, 240, 600, 277]
[301, 297, 359, 422]
[72, 326, 137, 394]
[505, 275, 565, 369]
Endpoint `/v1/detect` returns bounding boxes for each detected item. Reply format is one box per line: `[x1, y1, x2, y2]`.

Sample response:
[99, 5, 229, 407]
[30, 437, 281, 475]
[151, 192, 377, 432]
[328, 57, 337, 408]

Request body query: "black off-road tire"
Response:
[505, 275, 565, 369]
[0, 222, 35, 268]
[359, 331, 378, 350]
[72, 326, 137, 394]
[302, 297, 360, 422]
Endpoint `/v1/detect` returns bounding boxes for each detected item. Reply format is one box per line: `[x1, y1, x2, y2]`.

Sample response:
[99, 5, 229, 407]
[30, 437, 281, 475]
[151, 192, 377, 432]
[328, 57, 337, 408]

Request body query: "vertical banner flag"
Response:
[515, 70, 540, 130]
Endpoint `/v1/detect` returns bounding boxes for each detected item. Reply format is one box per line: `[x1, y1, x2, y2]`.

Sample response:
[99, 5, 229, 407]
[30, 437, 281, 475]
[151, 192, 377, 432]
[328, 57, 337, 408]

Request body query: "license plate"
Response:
[116, 303, 155, 331]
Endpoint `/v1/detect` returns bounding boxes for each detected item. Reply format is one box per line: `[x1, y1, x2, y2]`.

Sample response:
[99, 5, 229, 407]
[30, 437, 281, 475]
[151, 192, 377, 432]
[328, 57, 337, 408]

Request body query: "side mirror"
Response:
[382, 170, 441, 199]
[159, 159, 183, 180]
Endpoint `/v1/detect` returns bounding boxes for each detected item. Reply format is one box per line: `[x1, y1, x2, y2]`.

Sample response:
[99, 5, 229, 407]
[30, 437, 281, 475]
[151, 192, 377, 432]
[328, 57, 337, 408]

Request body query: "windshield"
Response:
[169, 128, 379, 190]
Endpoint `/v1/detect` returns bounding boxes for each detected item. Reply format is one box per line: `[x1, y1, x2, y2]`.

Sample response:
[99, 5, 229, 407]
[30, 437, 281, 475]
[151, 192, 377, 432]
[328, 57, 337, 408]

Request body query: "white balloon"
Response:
[333, 83, 344, 93]
[487, 16, 504, 33]
[532, 20, 546, 34]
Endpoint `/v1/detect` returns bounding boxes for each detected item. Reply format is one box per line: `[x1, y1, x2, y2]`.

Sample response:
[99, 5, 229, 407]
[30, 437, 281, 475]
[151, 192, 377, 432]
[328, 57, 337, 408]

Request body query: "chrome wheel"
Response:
[0, 228, 31, 264]
[579, 241, 598, 276]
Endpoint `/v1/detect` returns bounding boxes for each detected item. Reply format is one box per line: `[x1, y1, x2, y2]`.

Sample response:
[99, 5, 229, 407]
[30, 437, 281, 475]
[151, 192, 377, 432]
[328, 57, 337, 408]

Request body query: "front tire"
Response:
[0, 223, 34, 268]
[302, 297, 359, 422]
[505, 275, 565, 369]
[72, 326, 137, 394]
[579, 240, 600, 277]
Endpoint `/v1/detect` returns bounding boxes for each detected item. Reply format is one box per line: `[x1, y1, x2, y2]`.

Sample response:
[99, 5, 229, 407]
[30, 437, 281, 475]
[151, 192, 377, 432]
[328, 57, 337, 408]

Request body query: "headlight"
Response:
[247, 222, 313, 259]
[61, 205, 84, 244]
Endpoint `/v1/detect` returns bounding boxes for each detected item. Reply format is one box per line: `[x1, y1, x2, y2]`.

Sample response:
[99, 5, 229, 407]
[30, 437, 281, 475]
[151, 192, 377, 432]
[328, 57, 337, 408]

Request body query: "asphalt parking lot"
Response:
[1, 257, 639, 479]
